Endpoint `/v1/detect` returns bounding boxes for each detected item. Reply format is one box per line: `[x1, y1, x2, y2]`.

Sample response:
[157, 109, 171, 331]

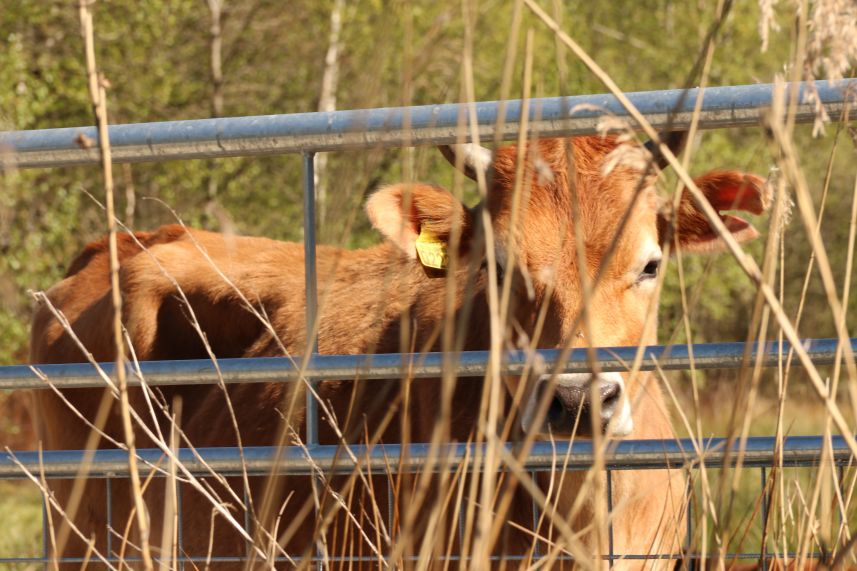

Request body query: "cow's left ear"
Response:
[659, 171, 770, 254]
[366, 183, 472, 260]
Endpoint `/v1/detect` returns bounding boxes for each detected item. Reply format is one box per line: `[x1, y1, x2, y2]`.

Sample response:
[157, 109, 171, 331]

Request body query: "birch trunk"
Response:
[316, 0, 346, 228]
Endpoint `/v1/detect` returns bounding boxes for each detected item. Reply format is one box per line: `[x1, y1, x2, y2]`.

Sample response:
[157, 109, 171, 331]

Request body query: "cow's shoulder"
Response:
[64, 224, 190, 278]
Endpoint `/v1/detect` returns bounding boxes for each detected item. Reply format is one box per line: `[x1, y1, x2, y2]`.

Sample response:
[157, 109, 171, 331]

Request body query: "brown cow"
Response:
[30, 135, 768, 569]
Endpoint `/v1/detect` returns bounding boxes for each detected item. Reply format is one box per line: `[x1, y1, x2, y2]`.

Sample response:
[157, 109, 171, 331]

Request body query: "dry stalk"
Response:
[158, 397, 181, 571]
[664, 3, 728, 562]
[287, 427, 387, 567]
[769, 87, 852, 571]
[78, 1, 153, 568]
[480, 27, 538, 568]
[37, 444, 60, 571]
[495, 446, 595, 570]
[6, 447, 118, 570]
[45, 319, 260, 548]
[765, 95, 857, 409]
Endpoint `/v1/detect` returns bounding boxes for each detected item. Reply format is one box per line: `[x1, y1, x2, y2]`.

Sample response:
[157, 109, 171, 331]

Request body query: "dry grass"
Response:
[0, 390, 847, 567]
[6, 0, 857, 569]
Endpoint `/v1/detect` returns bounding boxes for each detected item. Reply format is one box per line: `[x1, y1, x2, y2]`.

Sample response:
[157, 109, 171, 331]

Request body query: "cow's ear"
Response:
[659, 171, 770, 254]
[366, 183, 471, 259]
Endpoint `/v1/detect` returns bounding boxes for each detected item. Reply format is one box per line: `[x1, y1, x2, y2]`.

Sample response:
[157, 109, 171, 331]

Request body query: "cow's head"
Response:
[367, 136, 768, 438]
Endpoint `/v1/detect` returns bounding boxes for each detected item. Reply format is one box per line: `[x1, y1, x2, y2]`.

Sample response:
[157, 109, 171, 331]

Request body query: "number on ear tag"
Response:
[415, 228, 448, 270]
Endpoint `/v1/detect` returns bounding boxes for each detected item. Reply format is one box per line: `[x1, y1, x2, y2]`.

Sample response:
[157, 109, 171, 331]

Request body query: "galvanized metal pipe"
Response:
[13, 338, 853, 391]
[1, 80, 854, 169]
[1, 435, 850, 479]
[303, 152, 319, 447]
[301, 154, 324, 567]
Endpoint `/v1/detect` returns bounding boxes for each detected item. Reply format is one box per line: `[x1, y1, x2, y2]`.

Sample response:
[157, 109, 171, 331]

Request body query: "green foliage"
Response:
[0, 481, 41, 563]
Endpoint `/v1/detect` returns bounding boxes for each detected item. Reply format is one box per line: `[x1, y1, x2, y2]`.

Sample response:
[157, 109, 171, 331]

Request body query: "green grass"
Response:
[670, 377, 855, 563]
[0, 481, 42, 571]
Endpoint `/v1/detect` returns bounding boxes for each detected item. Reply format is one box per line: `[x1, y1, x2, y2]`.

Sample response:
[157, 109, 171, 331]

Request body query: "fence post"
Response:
[302, 151, 323, 568]
[303, 151, 319, 442]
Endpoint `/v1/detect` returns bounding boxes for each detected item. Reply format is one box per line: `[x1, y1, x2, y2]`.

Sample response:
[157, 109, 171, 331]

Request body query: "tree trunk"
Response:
[315, 0, 346, 229]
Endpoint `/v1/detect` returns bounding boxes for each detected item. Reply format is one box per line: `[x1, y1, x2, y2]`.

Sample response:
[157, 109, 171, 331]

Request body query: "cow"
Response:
[30, 134, 768, 569]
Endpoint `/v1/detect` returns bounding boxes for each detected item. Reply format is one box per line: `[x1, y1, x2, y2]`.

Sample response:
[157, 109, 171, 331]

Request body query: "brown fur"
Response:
[30, 136, 768, 569]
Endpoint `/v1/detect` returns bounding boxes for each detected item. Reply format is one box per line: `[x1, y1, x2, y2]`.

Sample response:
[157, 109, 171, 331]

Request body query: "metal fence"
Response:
[2, 79, 857, 567]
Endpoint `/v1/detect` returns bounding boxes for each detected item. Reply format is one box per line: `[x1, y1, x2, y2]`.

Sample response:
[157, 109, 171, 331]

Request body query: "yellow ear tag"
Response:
[415, 228, 448, 271]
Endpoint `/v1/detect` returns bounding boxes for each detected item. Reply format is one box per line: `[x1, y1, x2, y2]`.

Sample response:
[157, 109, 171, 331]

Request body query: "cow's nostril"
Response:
[600, 382, 621, 412]
[533, 379, 624, 434]
[547, 395, 566, 425]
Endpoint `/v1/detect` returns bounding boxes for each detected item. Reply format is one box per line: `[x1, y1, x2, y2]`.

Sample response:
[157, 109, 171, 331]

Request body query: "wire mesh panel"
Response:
[0, 437, 853, 566]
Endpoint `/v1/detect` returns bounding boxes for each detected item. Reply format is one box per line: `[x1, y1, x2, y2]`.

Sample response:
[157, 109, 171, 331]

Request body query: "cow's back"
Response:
[30, 224, 304, 366]
[30, 224, 191, 365]
[29, 225, 311, 568]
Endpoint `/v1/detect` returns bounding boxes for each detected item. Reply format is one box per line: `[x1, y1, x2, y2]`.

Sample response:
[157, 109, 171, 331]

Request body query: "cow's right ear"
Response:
[366, 183, 472, 259]
[659, 171, 770, 254]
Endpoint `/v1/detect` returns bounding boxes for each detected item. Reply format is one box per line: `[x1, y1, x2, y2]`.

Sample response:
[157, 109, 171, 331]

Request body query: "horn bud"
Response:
[644, 131, 688, 170]
[438, 143, 493, 181]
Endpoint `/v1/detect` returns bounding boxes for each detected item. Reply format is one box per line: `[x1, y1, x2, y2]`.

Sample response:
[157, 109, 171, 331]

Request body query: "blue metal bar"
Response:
[243, 487, 251, 560]
[685, 478, 694, 571]
[106, 477, 113, 558]
[838, 465, 846, 538]
[603, 552, 825, 561]
[41, 493, 48, 565]
[531, 469, 541, 559]
[302, 152, 319, 357]
[15, 338, 855, 390]
[177, 482, 184, 571]
[1, 80, 854, 169]
[3, 435, 853, 479]
[760, 466, 767, 563]
[301, 151, 323, 568]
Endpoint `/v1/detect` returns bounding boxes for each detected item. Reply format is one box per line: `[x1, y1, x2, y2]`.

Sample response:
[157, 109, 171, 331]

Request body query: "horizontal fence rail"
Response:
[1, 80, 855, 169]
[10, 337, 853, 390]
[1, 435, 852, 479]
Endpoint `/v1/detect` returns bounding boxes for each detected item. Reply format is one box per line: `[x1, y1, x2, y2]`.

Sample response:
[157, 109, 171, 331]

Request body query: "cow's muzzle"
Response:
[521, 372, 633, 437]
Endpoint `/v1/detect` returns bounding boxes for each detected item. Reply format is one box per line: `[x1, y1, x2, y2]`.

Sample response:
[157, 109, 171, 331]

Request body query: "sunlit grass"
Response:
[0, 480, 42, 571]
[672, 379, 855, 563]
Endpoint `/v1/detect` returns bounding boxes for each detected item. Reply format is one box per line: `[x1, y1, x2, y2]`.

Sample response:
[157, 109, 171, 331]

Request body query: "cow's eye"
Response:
[637, 259, 660, 282]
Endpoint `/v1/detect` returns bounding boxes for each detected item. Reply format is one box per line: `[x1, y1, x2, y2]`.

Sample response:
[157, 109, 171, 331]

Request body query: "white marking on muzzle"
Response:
[521, 372, 634, 437]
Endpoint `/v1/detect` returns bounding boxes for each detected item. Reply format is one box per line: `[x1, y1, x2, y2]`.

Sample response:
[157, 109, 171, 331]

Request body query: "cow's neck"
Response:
[301, 243, 493, 444]
[312, 243, 492, 356]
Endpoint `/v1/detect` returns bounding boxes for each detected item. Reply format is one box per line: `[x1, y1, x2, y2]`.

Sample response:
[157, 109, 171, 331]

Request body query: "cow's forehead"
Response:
[489, 137, 661, 259]
[576, 185, 660, 278]
[551, 137, 660, 247]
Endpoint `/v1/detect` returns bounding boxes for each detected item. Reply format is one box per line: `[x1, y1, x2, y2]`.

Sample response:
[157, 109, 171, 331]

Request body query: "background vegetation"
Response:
[0, 0, 855, 564]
